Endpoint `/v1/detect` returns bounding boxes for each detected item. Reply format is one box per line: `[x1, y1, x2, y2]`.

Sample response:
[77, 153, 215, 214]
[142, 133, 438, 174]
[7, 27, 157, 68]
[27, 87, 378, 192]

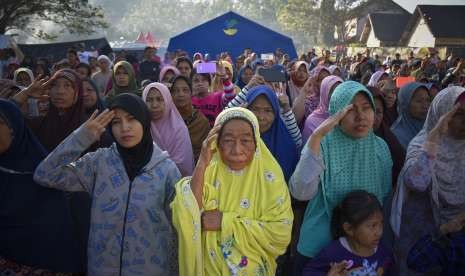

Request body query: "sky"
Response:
[394, 0, 465, 12]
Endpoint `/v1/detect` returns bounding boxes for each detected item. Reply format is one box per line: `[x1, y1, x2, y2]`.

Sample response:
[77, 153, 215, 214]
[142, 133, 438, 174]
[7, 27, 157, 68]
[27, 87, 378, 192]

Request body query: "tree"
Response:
[0, 0, 108, 40]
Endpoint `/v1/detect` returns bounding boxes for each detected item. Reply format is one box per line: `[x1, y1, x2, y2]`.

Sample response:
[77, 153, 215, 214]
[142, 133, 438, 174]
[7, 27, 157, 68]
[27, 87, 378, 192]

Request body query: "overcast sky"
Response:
[394, 0, 465, 12]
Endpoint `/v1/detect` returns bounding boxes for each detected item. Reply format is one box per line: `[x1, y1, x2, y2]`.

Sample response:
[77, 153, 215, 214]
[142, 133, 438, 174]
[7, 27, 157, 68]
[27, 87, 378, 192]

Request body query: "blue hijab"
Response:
[391, 82, 428, 149]
[246, 85, 299, 181]
[0, 99, 82, 272]
[235, 65, 252, 89]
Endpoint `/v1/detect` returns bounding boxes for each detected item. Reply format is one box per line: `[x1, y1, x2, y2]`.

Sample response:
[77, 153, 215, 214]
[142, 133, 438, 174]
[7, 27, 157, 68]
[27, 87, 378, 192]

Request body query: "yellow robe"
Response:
[171, 107, 293, 276]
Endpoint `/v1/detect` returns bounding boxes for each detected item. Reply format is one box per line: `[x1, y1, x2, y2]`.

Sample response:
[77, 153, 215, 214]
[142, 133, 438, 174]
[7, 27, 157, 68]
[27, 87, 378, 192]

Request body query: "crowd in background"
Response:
[1, 40, 465, 276]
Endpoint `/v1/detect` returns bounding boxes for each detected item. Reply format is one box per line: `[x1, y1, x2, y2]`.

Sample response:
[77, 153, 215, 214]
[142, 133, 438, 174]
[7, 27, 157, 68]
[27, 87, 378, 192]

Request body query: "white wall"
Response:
[367, 28, 381, 47]
[408, 17, 436, 47]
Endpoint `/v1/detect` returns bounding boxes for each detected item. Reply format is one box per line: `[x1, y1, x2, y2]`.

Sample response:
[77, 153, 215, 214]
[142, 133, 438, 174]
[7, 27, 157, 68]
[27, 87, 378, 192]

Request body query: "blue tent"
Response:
[167, 11, 297, 60]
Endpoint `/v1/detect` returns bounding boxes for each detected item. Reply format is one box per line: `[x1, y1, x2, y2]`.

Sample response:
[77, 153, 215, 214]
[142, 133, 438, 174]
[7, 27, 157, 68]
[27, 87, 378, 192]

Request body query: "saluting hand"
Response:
[312, 104, 354, 139]
[198, 124, 222, 168]
[427, 103, 461, 143]
[83, 109, 115, 141]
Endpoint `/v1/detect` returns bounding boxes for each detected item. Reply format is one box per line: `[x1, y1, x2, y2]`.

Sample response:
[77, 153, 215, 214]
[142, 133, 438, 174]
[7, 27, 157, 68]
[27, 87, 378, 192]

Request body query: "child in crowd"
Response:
[303, 190, 395, 276]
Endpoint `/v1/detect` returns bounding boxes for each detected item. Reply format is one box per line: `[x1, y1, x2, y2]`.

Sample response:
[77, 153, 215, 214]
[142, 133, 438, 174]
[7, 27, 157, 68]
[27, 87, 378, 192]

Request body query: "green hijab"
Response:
[320, 80, 392, 213]
[107, 61, 140, 102]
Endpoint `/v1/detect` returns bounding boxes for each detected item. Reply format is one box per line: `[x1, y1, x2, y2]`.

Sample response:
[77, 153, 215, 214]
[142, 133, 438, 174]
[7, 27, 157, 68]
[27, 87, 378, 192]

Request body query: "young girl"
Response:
[33, 93, 181, 275]
[303, 190, 395, 276]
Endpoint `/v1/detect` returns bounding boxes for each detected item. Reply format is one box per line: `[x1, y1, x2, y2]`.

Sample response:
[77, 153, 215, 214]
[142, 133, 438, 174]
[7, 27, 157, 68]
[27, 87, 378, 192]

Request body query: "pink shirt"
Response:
[192, 80, 235, 126]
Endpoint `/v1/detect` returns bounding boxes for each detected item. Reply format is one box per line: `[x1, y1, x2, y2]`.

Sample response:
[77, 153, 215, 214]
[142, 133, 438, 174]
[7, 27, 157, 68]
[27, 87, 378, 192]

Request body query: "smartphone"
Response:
[196, 62, 217, 74]
[258, 67, 286, 82]
[261, 53, 274, 61]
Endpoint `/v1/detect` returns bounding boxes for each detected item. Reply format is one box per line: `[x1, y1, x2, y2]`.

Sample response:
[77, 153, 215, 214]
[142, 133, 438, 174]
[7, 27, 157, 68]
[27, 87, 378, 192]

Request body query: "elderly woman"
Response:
[171, 107, 293, 276]
[391, 86, 465, 276]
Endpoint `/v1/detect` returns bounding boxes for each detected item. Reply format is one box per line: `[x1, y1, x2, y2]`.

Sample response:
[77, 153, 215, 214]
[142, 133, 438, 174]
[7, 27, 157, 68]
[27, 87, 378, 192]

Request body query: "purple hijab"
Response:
[302, 76, 343, 142]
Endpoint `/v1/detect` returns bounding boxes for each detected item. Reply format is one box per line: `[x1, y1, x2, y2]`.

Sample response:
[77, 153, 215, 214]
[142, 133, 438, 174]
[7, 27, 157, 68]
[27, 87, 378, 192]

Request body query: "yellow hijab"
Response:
[171, 107, 293, 276]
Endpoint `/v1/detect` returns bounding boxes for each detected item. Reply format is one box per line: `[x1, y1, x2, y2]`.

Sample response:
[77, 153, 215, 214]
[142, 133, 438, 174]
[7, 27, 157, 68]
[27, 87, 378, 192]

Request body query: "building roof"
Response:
[415, 5, 465, 38]
[369, 12, 410, 42]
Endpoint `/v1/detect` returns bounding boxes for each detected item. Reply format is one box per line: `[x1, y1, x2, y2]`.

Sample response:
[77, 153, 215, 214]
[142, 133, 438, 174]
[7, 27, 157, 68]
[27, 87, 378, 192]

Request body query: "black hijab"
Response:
[109, 93, 154, 181]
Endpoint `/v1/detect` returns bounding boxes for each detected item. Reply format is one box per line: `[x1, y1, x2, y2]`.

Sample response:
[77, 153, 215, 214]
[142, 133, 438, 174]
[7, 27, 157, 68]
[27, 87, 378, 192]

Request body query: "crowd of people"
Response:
[1, 42, 465, 276]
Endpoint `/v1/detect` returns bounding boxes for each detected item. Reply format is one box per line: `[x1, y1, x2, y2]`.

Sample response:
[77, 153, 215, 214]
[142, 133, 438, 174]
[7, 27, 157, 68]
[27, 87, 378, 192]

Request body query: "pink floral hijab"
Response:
[302, 75, 343, 142]
[142, 82, 194, 176]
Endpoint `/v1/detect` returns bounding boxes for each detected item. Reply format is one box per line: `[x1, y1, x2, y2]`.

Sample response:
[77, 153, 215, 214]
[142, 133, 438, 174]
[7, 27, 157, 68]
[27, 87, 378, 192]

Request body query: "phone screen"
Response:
[258, 67, 286, 82]
[196, 62, 217, 74]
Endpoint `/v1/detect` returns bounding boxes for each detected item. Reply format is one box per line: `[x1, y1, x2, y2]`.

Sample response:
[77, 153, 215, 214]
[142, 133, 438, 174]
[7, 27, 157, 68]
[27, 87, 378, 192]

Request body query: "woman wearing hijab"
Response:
[171, 107, 293, 276]
[0, 100, 83, 275]
[92, 55, 113, 96]
[105, 61, 140, 102]
[170, 75, 211, 161]
[142, 82, 194, 176]
[235, 64, 254, 90]
[377, 79, 399, 126]
[159, 65, 180, 86]
[391, 82, 431, 150]
[391, 86, 465, 276]
[367, 86, 405, 187]
[290, 81, 392, 275]
[288, 61, 309, 104]
[82, 78, 105, 117]
[328, 65, 342, 77]
[302, 75, 343, 142]
[13, 67, 34, 87]
[245, 85, 300, 181]
[34, 93, 181, 275]
[367, 70, 389, 87]
[13, 69, 87, 152]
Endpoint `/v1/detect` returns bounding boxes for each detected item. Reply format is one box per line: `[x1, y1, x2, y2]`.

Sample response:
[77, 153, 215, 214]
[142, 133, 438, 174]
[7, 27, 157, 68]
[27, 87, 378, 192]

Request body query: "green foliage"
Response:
[0, 0, 108, 40]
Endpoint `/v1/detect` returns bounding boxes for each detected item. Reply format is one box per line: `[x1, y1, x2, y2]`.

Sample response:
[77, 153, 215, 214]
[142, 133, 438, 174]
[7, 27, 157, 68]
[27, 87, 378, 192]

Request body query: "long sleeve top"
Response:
[33, 126, 181, 276]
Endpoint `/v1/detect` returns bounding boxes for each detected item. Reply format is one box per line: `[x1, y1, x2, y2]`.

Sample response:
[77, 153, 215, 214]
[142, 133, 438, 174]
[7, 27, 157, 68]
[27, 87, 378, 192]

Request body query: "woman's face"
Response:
[241, 68, 254, 85]
[171, 79, 192, 109]
[340, 92, 375, 139]
[162, 70, 175, 83]
[373, 98, 384, 131]
[381, 87, 397, 108]
[218, 119, 256, 171]
[332, 68, 341, 77]
[111, 108, 144, 148]
[192, 74, 210, 96]
[82, 81, 98, 109]
[145, 88, 165, 121]
[16, 72, 32, 87]
[248, 95, 275, 133]
[409, 87, 431, 120]
[0, 116, 12, 154]
[177, 61, 191, 78]
[35, 66, 45, 77]
[115, 66, 130, 87]
[317, 69, 330, 86]
[77, 67, 90, 79]
[98, 59, 109, 71]
[448, 104, 465, 139]
[296, 64, 308, 82]
[225, 67, 233, 81]
[50, 78, 77, 110]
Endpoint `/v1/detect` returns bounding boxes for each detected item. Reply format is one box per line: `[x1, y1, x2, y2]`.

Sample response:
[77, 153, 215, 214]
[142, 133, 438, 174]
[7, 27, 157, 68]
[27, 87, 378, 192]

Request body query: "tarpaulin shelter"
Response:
[18, 37, 112, 63]
[167, 11, 298, 60]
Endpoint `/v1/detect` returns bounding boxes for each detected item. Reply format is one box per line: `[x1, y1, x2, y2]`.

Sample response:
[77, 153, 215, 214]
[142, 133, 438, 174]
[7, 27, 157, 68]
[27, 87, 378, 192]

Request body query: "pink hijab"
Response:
[159, 65, 180, 83]
[302, 76, 343, 142]
[142, 82, 194, 176]
[304, 65, 329, 118]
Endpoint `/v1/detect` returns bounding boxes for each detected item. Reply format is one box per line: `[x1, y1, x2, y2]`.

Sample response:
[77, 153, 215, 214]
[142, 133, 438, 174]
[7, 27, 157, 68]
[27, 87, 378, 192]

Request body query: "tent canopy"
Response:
[18, 37, 112, 63]
[167, 11, 297, 60]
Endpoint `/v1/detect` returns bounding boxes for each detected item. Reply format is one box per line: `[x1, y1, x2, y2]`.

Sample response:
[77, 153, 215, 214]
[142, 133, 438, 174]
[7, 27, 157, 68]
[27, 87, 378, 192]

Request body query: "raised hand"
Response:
[245, 74, 265, 90]
[82, 109, 115, 141]
[313, 104, 354, 139]
[198, 124, 222, 167]
[427, 103, 461, 143]
[24, 75, 51, 101]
